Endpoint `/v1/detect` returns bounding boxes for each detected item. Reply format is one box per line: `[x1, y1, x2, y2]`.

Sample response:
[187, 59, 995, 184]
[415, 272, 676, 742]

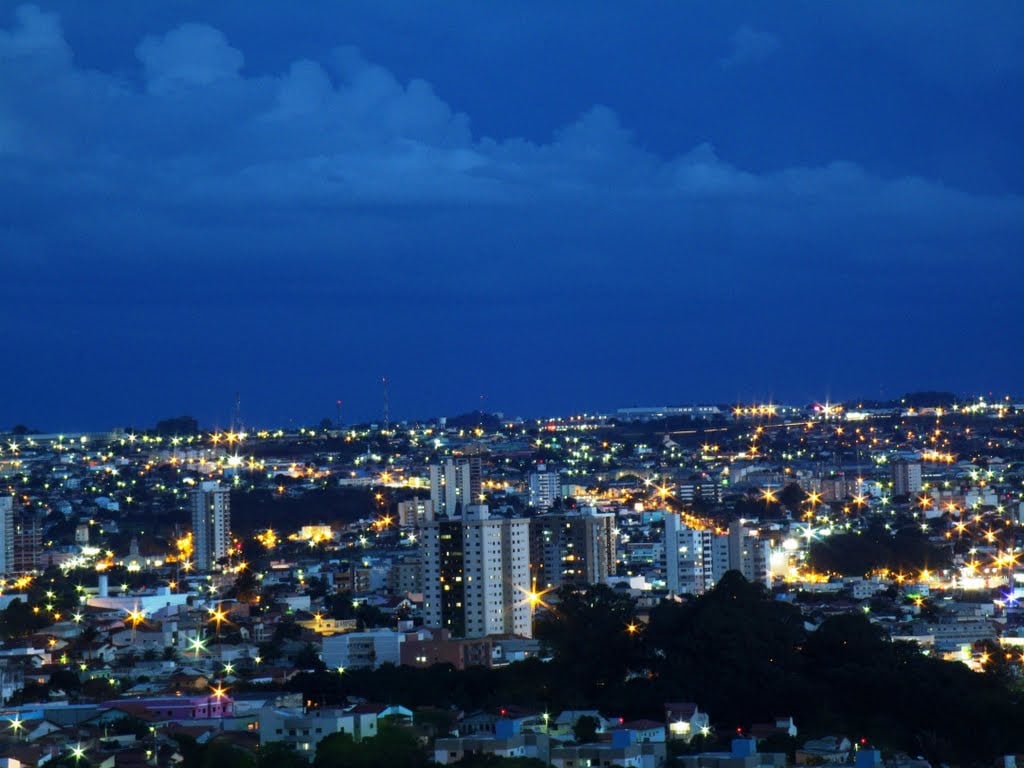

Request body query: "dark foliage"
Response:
[287, 573, 1024, 766]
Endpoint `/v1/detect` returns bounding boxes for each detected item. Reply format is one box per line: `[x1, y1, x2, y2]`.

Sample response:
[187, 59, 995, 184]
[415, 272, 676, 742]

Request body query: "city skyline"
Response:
[3, 2, 1022, 428]
[0, 384, 1019, 434]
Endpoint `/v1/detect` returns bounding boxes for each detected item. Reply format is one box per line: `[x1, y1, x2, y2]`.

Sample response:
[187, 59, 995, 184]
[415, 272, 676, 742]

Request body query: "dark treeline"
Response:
[284, 574, 1023, 766]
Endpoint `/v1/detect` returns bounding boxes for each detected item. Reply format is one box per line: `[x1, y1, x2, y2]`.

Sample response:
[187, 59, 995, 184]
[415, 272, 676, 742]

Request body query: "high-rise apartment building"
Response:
[728, 520, 771, 585]
[397, 497, 434, 527]
[528, 465, 561, 510]
[191, 481, 231, 571]
[663, 514, 769, 594]
[664, 513, 708, 595]
[892, 460, 923, 497]
[420, 505, 531, 638]
[529, 507, 616, 590]
[429, 458, 482, 517]
[0, 497, 14, 575]
[11, 512, 41, 574]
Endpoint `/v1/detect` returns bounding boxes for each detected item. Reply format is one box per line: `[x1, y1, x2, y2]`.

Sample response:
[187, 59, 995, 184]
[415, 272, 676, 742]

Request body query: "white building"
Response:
[420, 505, 531, 638]
[892, 460, 922, 496]
[728, 520, 771, 586]
[321, 629, 403, 670]
[664, 514, 706, 595]
[397, 497, 434, 527]
[663, 516, 768, 594]
[429, 458, 481, 517]
[528, 465, 561, 510]
[258, 705, 377, 755]
[191, 481, 231, 571]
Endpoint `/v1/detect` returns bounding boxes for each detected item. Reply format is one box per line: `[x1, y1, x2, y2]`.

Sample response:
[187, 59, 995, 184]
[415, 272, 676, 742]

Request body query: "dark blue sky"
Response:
[2, 2, 1022, 430]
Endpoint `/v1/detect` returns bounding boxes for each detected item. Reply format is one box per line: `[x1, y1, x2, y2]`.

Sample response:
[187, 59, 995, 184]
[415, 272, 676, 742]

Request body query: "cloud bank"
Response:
[1, 3, 1019, 265]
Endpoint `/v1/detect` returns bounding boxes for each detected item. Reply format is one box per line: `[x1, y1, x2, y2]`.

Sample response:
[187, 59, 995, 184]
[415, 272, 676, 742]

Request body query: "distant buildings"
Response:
[664, 514, 711, 595]
[728, 520, 771, 585]
[529, 507, 616, 590]
[663, 514, 769, 595]
[11, 511, 41, 574]
[258, 705, 378, 755]
[397, 497, 434, 527]
[528, 464, 561, 510]
[430, 458, 481, 516]
[420, 505, 531, 639]
[190, 481, 231, 571]
[0, 496, 13, 575]
[892, 460, 923, 496]
[322, 629, 403, 670]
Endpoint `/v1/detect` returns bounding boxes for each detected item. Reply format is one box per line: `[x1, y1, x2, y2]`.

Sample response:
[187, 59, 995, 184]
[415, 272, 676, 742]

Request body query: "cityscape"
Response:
[3, 2, 1023, 768]
[0, 392, 1022, 766]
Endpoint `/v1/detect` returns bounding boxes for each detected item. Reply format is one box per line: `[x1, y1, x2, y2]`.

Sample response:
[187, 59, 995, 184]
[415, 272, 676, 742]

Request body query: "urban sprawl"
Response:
[0, 392, 1022, 768]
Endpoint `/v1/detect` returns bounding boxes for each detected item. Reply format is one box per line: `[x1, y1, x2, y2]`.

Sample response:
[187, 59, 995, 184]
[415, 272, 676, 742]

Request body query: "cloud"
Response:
[0, 4, 1020, 267]
[136, 23, 244, 93]
[719, 25, 780, 68]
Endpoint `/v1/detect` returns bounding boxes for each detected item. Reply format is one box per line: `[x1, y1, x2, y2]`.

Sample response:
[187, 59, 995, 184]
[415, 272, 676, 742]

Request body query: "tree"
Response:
[256, 741, 308, 768]
[315, 723, 425, 768]
[572, 715, 599, 743]
[535, 584, 640, 699]
[451, 756, 547, 767]
[197, 739, 256, 768]
[294, 642, 324, 671]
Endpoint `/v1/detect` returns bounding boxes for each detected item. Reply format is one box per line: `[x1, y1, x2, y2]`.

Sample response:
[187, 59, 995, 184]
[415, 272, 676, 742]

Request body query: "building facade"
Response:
[0, 497, 13, 575]
[420, 505, 531, 638]
[528, 465, 561, 510]
[892, 460, 923, 496]
[191, 481, 231, 571]
[429, 458, 482, 517]
[529, 507, 616, 590]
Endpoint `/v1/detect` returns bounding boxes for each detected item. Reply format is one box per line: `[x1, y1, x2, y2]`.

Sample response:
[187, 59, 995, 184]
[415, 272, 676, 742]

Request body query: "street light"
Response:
[188, 634, 207, 659]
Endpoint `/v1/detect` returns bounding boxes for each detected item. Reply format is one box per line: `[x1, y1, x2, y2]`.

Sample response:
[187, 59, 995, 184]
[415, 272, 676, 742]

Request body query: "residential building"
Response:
[420, 505, 531, 638]
[430, 458, 482, 517]
[400, 627, 493, 670]
[892, 460, 923, 496]
[191, 481, 231, 571]
[321, 629, 403, 670]
[728, 520, 771, 586]
[258, 705, 378, 755]
[11, 512, 41, 574]
[529, 507, 616, 590]
[528, 465, 561, 510]
[664, 514, 706, 596]
[397, 497, 434, 527]
[0, 497, 13, 575]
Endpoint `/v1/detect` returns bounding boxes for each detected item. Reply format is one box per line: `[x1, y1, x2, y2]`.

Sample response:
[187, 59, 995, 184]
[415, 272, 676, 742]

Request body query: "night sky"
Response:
[2, 2, 1022, 430]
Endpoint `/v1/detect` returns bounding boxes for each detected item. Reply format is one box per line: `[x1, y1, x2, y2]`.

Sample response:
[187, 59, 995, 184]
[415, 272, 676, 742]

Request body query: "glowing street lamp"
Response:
[208, 605, 228, 639]
[188, 635, 207, 659]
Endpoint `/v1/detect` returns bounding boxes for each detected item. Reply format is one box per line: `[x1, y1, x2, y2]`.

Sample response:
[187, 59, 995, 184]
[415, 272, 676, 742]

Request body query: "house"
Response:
[258, 704, 378, 756]
[749, 716, 797, 740]
[435, 719, 551, 765]
[550, 728, 667, 768]
[796, 736, 852, 765]
[620, 720, 667, 743]
[400, 628, 493, 670]
[665, 702, 711, 742]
